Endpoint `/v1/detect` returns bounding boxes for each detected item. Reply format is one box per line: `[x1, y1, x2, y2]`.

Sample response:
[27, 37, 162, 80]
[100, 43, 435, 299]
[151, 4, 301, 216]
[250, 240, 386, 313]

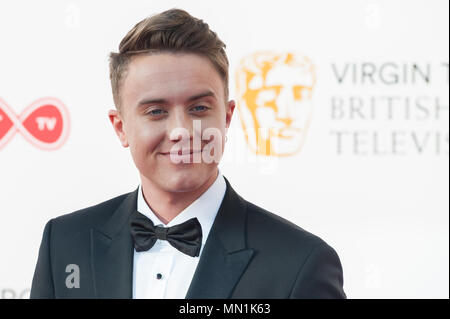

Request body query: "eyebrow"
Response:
[137, 90, 217, 107]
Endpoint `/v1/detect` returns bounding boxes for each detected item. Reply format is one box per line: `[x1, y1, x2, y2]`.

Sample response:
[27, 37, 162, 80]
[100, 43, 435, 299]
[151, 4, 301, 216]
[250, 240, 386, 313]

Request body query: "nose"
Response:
[275, 87, 295, 124]
[168, 109, 190, 140]
[276, 117, 293, 126]
[166, 107, 201, 143]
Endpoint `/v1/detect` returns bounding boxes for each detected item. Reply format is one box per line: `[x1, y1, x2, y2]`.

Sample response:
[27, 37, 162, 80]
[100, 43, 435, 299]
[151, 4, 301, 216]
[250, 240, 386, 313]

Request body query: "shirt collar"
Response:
[137, 169, 226, 245]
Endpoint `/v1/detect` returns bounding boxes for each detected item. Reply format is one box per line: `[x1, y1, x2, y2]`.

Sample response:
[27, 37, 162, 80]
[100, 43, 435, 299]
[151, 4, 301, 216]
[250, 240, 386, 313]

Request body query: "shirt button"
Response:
[156, 273, 163, 280]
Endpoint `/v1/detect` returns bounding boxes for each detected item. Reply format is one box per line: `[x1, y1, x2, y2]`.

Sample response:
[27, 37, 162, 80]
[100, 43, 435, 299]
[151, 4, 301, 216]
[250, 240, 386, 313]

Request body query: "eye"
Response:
[293, 85, 311, 100]
[190, 105, 209, 112]
[146, 108, 167, 116]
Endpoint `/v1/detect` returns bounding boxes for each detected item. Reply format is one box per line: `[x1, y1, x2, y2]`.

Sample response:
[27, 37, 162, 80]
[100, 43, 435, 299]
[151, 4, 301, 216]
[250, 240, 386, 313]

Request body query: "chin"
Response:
[161, 168, 209, 193]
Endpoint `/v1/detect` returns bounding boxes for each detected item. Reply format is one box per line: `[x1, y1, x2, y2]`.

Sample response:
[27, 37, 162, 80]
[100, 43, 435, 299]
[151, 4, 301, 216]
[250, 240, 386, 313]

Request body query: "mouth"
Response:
[277, 127, 301, 138]
[159, 150, 202, 156]
[159, 149, 203, 164]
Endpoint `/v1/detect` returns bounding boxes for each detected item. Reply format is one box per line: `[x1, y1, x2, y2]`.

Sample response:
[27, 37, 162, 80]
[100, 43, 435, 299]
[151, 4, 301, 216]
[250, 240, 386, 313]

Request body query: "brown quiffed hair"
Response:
[109, 8, 229, 110]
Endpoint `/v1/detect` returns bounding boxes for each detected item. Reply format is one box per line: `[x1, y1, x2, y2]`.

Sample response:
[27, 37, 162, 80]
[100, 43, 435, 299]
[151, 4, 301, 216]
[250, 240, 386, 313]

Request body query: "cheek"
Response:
[128, 122, 165, 157]
[200, 119, 227, 155]
[200, 116, 226, 139]
[255, 107, 276, 125]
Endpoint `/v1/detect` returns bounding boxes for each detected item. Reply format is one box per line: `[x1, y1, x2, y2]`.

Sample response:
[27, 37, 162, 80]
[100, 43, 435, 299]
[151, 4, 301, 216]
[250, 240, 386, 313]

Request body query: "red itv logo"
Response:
[0, 97, 70, 150]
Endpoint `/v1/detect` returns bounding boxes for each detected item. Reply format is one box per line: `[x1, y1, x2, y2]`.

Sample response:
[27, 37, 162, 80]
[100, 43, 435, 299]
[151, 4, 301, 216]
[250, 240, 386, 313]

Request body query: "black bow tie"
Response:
[130, 210, 202, 257]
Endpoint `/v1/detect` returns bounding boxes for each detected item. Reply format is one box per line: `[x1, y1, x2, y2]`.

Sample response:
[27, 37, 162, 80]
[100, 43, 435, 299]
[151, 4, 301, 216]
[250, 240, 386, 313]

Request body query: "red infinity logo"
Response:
[0, 97, 70, 150]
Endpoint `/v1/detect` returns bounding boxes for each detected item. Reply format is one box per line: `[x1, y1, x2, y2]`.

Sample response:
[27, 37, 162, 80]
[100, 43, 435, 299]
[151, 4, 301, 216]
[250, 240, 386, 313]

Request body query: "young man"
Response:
[30, 8, 346, 299]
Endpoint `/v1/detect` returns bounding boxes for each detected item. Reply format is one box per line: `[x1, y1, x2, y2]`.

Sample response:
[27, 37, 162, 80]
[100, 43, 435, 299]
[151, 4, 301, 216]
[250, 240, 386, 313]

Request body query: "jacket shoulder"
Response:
[245, 200, 329, 250]
[49, 191, 133, 232]
[242, 200, 345, 298]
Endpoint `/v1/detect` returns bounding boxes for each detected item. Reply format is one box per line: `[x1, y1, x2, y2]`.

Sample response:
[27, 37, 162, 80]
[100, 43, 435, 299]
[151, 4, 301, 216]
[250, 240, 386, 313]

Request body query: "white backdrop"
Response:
[0, 0, 448, 298]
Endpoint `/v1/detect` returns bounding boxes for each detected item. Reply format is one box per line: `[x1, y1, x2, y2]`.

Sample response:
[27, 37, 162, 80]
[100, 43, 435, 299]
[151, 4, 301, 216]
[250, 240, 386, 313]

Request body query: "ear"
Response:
[225, 99, 236, 129]
[108, 109, 129, 148]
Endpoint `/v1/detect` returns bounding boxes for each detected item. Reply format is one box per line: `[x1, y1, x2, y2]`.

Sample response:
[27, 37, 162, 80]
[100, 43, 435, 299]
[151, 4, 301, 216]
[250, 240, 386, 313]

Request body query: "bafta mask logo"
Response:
[235, 52, 316, 156]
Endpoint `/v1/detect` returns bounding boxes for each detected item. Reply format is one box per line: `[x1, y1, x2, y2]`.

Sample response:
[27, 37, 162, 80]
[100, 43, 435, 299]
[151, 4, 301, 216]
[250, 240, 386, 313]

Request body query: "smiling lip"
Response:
[160, 150, 202, 155]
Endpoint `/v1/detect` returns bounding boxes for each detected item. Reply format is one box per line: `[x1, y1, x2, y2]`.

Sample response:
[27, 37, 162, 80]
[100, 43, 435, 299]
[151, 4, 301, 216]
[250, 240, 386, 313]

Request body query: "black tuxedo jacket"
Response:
[30, 177, 346, 299]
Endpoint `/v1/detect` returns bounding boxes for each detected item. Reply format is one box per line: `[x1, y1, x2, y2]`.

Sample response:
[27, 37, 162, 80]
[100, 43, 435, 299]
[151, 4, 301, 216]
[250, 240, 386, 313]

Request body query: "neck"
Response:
[140, 169, 218, 225]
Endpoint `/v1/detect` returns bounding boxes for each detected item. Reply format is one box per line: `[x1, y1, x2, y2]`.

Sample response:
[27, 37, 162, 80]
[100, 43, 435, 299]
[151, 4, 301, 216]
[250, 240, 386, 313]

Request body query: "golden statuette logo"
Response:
[235, 52, 316, 157]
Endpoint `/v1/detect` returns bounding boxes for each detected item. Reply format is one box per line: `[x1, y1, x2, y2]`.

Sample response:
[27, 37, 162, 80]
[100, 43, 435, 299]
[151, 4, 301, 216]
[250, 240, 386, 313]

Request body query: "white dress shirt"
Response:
[132, 171, 226, 299]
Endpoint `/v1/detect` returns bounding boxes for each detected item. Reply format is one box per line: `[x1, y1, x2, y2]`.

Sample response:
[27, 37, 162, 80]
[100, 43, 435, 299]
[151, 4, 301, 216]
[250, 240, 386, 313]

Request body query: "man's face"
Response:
[109, 53, 234, 193]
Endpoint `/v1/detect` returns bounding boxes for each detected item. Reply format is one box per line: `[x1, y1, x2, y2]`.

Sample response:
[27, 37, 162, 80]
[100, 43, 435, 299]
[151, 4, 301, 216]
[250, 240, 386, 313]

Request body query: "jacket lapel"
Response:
[90, 189, 138, 298]
[185, 177, 255, 299]
[89, 176, 254, 299]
